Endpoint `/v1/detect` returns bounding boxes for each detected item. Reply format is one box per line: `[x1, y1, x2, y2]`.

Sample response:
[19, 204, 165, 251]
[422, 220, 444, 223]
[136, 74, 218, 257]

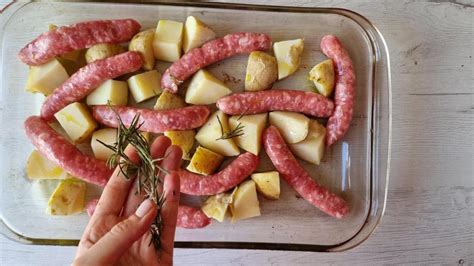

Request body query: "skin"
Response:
[73, 136, 182, 266]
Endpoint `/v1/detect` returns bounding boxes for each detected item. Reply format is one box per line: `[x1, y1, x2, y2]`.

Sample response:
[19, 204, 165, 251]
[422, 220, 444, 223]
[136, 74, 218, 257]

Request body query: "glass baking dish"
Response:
[0, 1, 391, 252]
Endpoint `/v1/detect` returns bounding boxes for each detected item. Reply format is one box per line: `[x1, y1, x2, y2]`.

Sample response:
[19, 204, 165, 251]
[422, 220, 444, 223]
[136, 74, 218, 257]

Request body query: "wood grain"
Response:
[0, 0, 473, 265]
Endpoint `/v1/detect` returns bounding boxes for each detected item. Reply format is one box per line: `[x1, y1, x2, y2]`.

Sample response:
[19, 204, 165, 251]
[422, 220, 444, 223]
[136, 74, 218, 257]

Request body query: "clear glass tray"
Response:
[0, 1, 391, 252]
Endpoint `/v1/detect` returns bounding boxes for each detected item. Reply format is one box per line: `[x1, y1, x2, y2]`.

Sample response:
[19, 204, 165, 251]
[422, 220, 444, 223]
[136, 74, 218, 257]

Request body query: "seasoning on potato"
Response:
[245, 51, 278, 91]
[309, 59, 335, 97]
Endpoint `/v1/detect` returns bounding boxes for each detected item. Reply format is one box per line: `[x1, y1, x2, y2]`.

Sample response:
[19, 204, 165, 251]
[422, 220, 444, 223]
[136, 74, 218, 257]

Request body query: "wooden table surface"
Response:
[1, 0, 472, 265]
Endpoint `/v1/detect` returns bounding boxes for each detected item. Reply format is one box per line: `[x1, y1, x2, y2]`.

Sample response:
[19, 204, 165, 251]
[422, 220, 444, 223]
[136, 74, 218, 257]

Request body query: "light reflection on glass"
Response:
[341, 141, 351, 192]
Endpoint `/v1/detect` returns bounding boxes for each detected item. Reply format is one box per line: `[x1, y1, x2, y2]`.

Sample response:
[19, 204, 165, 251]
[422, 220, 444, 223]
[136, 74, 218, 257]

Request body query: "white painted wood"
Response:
[0, 0, 473, 265]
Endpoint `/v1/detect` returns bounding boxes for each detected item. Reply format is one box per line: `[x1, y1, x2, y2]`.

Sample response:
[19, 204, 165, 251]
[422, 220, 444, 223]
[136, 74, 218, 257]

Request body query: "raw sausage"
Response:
[40, 51, 143, 122]
[92, 105, 211, 133]
[85, 199, 210, 229]
[18, 19, 141, 66]
[177, 205, 211, 229]
[263, 125, 349, 218]
[161, 32, 271, 93]
[24, 116, 112, 186]
[216, 89, 334, 118]
[178, 152, 259, 196]
[320, 35, 356, 146]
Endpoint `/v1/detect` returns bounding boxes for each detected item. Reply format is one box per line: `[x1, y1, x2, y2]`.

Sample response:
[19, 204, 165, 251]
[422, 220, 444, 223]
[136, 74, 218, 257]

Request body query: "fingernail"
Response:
[135, 199, 153, 218]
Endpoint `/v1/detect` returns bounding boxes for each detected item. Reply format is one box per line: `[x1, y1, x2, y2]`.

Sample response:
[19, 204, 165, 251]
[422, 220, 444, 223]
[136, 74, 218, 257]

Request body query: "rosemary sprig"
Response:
[215, 110, 248, 141]
[98, 106, 168, 250]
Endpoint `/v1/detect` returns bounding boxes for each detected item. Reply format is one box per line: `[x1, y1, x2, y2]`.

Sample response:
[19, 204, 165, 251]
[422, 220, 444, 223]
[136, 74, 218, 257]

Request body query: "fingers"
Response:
[160, 145, 183, 174]
[151, 135, 172, 159]
[78, 200, 157, 265]
[123, 136, 171, 216]
[158, 172, 180, 262]
[93, 145, 139, 217]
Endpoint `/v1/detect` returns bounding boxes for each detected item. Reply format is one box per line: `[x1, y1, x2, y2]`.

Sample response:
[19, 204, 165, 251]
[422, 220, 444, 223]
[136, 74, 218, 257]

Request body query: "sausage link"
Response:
[161, 32, 271, 93]
[320, 35, 356, 146]
[92, 105, 211, 133]
[40, 51, 142, 122]
[216, 89, 334, 118]
[24, 116, 112, 186]
[178, 152, 259, 196]
[177, 205, 211, 229]
[263, 125, 349, 218]
[19, 19, 141, 66]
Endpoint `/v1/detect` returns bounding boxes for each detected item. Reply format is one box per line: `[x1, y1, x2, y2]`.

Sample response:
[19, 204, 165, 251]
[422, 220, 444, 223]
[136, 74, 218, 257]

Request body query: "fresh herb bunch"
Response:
[98, 107, 168, 250]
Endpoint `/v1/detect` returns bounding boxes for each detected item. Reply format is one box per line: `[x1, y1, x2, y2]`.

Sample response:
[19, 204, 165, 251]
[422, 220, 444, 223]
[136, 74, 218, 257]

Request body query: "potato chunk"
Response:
[269, 111, 309, 144]
[229, 113, 267, 155]
[183, 16, 216, 53]
[85, 43, 124, 64]
[230, 180, 260, 221]
[245, 51, 278, 91]
[251, 171, 280, 200]
[153, 20, 184, 62]
[186, 146, 223, 175]
[55, 102, 98, 143]
[195, 111, 240, 157]
[289, 120, 326, 165]
[46, 179, 86, 215]
[91, 128, 117, 161]
[25, 58, 69, 96]
[26, 150, 68, 180]
[154, 91, 186, 110]
[86, 79, 128, 106]
[309, 59, 335, 97]
[201, 190, 235, 222]
[127, 70, 162, 103]
[273, 39, 304, 80]
[129, 29, 156, 70]
[185, 70, 232, 105]
[164, 130, 195, 160]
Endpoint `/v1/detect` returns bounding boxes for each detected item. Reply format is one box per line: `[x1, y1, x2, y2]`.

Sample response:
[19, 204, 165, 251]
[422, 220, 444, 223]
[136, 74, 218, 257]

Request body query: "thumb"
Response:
[86, 199, 157, 264]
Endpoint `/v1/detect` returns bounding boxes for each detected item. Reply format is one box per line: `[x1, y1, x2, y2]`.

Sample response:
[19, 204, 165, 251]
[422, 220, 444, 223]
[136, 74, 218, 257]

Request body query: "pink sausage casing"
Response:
[24, 116, 112, 186]
[177, 205, 211, 229]
[92, 105, 211, 133]
[263, 125, 349, 218]
[85, 199, 210, 229]
[40, 51, 142, 122]
[217, 89, 334, 118]
[178, 152, 259, 196]
[320, 35, 356, 146]
[161, 32, 271, 93]
[18, 19, 141, 66]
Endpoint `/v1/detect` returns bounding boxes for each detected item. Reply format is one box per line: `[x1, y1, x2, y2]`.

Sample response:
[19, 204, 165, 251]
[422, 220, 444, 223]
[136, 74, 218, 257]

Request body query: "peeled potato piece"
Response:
[273, 39, 304, 80]
[183, 16, 216, 53]
[201, 190, 235, 222]
[186, 146, 224, 175]
[230, 180, 261, 222]
[26, 150, 68, 180]
[46, 179, 86, 216]
[251, 171, 280, 200]
[309, 59, 335, 97]
[164, 130, 195, 160]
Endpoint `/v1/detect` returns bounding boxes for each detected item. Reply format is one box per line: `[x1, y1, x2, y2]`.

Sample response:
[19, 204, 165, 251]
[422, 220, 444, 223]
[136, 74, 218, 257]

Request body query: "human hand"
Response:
[73, 136, 182, 266]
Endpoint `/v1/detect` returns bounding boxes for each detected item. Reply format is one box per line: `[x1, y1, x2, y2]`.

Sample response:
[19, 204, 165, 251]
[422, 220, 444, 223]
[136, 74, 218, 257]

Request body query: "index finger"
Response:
[93, 145, 139, 217]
